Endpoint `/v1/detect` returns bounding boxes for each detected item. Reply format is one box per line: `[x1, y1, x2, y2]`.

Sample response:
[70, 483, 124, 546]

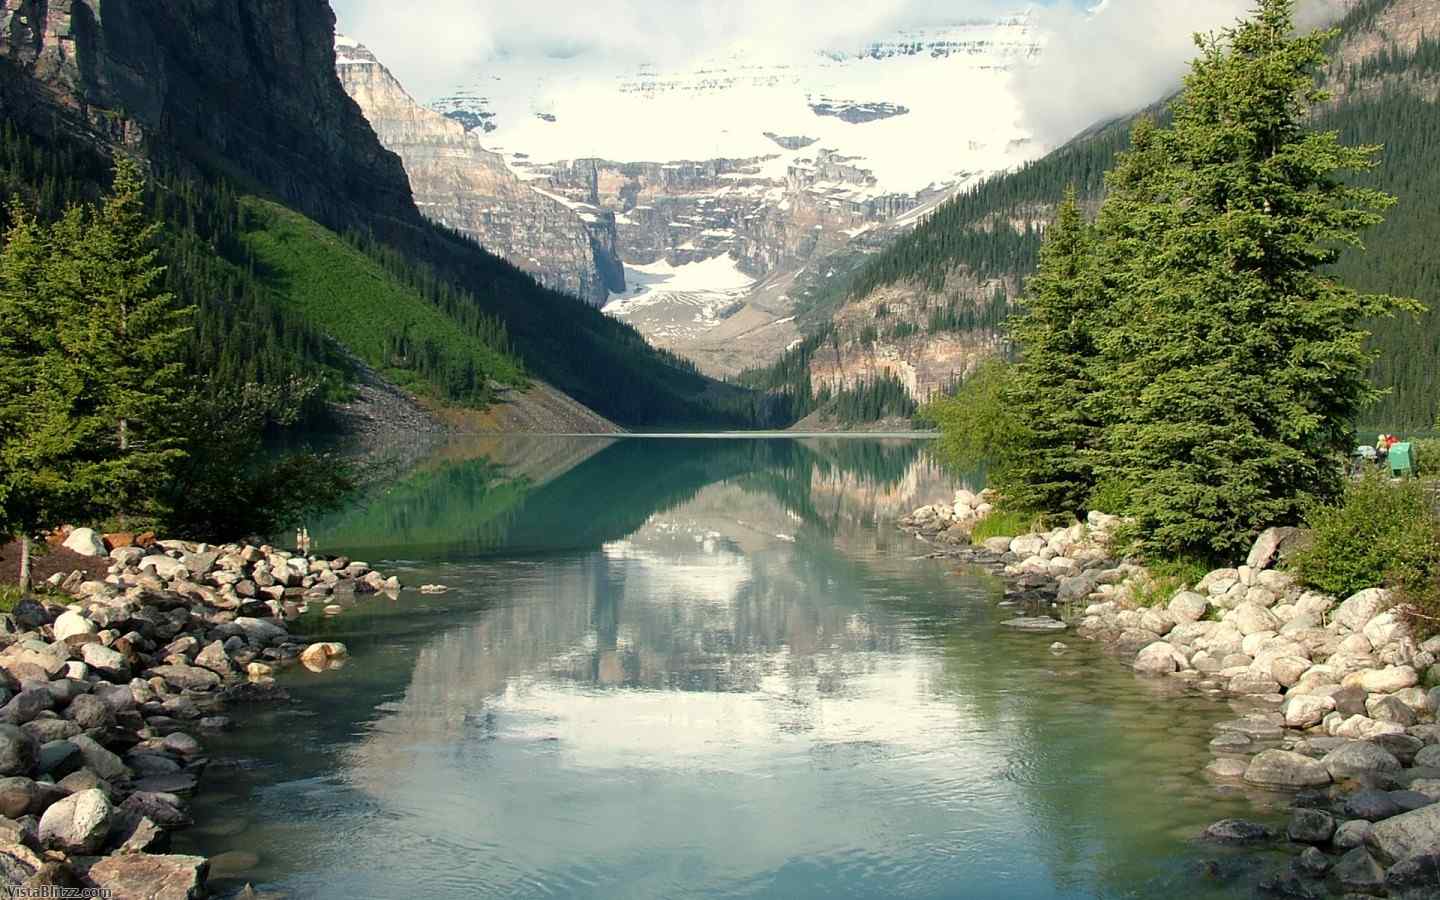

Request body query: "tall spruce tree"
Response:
[57, 157, 192, 521]
[1091, 0, 1415, 558]
[995, 189, 1102, 515]
[0, 203, 90, 591]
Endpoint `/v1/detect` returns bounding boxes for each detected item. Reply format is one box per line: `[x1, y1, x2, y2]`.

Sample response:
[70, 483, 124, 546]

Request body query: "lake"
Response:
[175, 436, 1289, 899]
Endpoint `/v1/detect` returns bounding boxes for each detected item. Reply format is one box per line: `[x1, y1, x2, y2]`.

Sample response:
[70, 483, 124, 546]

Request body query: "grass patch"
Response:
[1132, 556, 1211, 608]
[237, 198, 525, 406]
[971, 509, 1041, 544]
[0, 584, 19, 613]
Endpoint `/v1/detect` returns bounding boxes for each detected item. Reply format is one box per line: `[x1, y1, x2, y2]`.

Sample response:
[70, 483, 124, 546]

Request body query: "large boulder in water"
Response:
[1243, 750, 1331, 789]
[85, 854, 209, 900]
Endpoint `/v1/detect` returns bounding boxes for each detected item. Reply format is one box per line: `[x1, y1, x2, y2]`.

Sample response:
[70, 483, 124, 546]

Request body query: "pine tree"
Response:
[994, 190, 1102, 515]
[1092, 0, 1416, 558]
[57, 157, 193, 521]
[0, 202, 88, 591]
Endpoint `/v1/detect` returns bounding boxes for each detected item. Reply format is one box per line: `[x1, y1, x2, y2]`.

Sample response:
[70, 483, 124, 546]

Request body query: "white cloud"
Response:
[1014, 0, 1354, 146]
[332, 0, 1357, 138]
[330, 0, 1012, 99]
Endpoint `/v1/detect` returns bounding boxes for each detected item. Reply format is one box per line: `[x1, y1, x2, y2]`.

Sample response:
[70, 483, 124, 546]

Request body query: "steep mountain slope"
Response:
[415, 17, 1045, 375]
[334, 37, 624, 307]
[0, 0, 754, 429]
[769, 0, 1440, 429]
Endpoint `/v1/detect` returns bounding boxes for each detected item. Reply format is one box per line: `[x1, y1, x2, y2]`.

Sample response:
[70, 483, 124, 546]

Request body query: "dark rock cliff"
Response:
[0, 0, 416, 233]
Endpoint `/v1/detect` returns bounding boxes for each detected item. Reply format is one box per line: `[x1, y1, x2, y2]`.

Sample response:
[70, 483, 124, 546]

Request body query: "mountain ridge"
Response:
[752, 0, 1440, 429]
[0, 0, 758, 429]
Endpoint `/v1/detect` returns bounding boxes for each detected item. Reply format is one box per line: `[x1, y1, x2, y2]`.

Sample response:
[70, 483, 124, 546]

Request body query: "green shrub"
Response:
[1288, 473, 1440, 600]
[923, 359, 1019, 472]
[0, 584, 18, 613]
[1410, 438, 1440, 478]
[971, 509, 1040, 545]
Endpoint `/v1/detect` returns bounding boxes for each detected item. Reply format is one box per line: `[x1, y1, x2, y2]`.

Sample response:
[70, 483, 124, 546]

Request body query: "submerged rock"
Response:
[999, 617, 1068, 633]
[1202, 818, 1273, 844]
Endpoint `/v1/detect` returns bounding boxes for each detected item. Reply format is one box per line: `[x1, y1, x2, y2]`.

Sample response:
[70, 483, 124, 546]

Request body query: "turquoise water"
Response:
[177, 437, 1289, 899]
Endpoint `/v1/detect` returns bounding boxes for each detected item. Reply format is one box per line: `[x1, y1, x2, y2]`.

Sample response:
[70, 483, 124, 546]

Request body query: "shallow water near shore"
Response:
[176, 437, 1294, 899]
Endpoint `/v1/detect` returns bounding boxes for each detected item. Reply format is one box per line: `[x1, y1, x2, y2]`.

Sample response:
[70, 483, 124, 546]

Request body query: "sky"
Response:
[330, 0, 1351, 144]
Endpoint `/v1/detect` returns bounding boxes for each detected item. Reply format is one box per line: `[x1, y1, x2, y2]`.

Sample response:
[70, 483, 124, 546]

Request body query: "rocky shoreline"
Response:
[901, 493, 1440, 899]
[0, 528, 402, 898]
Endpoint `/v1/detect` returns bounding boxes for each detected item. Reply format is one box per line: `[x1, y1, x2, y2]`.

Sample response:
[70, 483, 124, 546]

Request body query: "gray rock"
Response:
[1333, 818, 1373, 850]
[193, 641, 234, 677]
[160, 732, 201, 757]
[232, 617, 287, 644]
[22, 717, 80, 744]
[114, 813, 167, 853]
[0, 724, 36, 776]
[1417, 745, 1440, 769]
[1384, 852, 1440, 900]
[149, 664, 221, 692]
[1202, 818, 1273, 844]
[1323, 741, 1402, 780]
[71, 734, 128, 782]
[1390, 790, 1434, 814]
[51, 611, 96, 642]
[1334, 588, 1391, 632]
[1230, 673, 1282, 696]
[1372, 733, 1424, 765]
[1244, 750, 1332, 789]
[1333, 686, 1369, 718]
[1, 687, 54, 725]
[0, 776, 38, 818]
[1229, 602, 1280, 636]
[1133, 641, 1186, 675]
[138, 555, 188, 580]
[1333, 846, 1386, 892]
[999, 617, 1068, 633]
[63, 693, 113, 730]
[80, 642, 130, 679]
[1168, 591, 1209, 623]
[1370, 694, 1418, 726]
[84, 853, 208, 899]
[127, 754, 181, 777]
[91, 682, 137, 714]
[37, 787, 111, 853]
[120, 792, 191, 828]
[59, 767, 114, 798]
[1288, 807, 1336, 843]
[1369, 802, 1440, 862]
[132, 772, 198, 795]
[1296, 845, 1331, 875]
[1346, 788, 1404, 821]
[1056, 574, 1097, 603]
[1247, 526, 1303, 570]
[61, 528, 106, 557]
[36, 739, 79, 776]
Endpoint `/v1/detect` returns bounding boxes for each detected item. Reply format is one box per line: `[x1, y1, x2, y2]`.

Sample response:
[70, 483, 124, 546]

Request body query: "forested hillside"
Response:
[792, 0, 1440, 429]
[0, 0, 765, 431]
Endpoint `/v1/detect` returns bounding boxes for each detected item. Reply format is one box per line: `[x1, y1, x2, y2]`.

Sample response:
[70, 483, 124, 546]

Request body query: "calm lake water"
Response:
[176, 437, 1291, 899]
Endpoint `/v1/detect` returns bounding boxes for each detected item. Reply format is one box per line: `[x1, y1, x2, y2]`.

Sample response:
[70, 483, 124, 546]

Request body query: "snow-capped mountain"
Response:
[420, 16, 1044, 374]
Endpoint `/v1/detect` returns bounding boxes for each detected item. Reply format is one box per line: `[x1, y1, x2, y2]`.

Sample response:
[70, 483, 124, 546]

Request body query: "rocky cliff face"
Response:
[334, 39, 622, 307]
[513, 149, 924, 279]
[808, 278, 1010, 404]
[0, 0, 415, 233]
